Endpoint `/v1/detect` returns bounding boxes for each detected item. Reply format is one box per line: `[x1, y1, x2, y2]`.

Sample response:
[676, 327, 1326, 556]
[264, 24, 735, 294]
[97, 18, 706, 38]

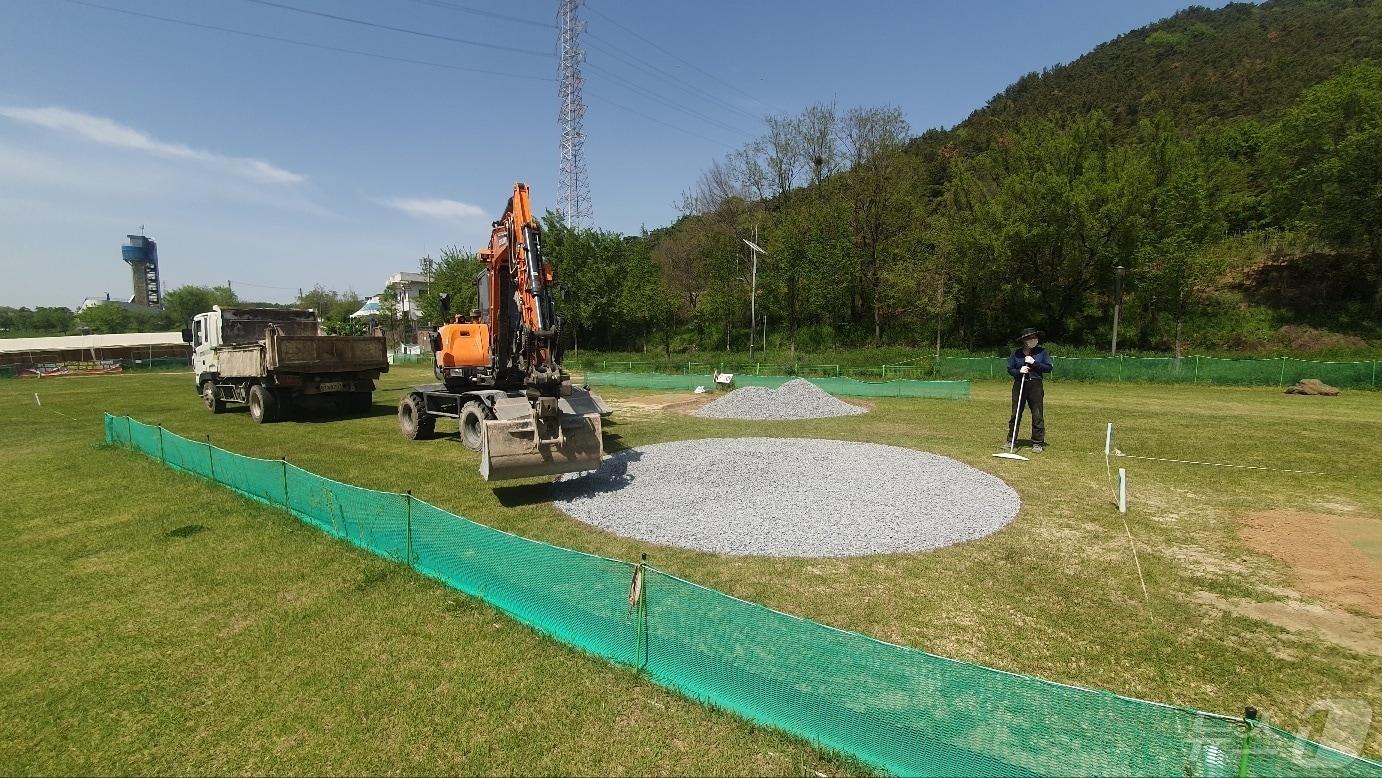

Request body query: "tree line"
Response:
[1, 285, 368, 337]
[533, 60, 1379, 356]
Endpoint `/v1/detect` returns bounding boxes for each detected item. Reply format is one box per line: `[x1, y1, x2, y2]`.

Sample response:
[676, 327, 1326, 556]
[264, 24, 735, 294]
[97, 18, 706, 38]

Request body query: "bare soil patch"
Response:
[1240, 510, 1382, 617]
[1193, 592, 1382, 656]
[606, 393, 711, 419]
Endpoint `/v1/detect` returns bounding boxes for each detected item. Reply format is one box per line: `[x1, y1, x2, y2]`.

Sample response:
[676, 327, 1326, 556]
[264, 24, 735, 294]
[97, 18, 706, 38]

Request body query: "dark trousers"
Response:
[1009, 377, 1045, 444]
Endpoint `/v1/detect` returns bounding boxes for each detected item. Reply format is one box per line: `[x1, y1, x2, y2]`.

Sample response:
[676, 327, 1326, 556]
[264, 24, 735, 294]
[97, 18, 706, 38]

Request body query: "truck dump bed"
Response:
[265, 330, 388, 373]
[212, 308, 388, 378]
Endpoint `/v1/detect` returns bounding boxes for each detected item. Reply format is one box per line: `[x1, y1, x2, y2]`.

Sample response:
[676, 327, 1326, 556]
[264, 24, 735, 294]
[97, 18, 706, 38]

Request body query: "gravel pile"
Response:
[693, 378, 865, 420]
[552, 437, 1020, 557]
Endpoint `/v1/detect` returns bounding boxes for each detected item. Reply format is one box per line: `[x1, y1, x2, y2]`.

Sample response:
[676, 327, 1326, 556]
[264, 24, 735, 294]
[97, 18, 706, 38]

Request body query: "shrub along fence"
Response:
[103, 414, 1382, 777]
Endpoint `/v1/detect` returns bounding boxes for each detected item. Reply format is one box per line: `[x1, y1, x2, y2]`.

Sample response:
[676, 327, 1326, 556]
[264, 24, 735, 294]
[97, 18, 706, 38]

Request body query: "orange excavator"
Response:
[397, 182, 608, 481]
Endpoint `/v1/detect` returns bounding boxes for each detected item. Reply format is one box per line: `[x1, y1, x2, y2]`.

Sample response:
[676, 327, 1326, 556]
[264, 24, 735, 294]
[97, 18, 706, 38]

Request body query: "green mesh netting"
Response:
[572, 357, 1379, 389]
[580, 372, 971, 399]
[102, 414, 1382, 777]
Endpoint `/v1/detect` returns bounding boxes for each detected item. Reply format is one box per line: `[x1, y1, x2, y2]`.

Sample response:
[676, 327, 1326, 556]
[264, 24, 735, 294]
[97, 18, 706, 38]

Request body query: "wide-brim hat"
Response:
[1014, 327, 1043, 343]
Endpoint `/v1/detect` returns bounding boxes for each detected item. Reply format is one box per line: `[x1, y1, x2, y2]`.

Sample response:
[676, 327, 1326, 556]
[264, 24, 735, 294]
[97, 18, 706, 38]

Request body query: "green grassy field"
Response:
[2, 366, 1379, 773]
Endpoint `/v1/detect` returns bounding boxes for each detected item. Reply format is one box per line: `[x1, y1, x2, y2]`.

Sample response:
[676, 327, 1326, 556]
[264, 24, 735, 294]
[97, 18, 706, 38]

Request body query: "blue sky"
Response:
[0, 0, 1226, 309]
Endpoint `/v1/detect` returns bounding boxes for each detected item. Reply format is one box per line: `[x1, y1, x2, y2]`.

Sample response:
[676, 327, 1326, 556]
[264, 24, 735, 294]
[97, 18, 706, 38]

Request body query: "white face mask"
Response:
[1024, 338, 1038, 349]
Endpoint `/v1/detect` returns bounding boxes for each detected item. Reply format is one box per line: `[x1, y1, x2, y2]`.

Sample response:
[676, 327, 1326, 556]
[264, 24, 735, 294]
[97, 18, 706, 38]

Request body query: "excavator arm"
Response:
[481, 183, 562, 389]
[471, 183, 602, 481]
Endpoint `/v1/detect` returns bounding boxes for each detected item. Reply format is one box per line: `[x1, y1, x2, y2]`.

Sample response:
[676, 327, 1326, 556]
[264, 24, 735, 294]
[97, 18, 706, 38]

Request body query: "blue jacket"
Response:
[1008, 346, 1053, 381]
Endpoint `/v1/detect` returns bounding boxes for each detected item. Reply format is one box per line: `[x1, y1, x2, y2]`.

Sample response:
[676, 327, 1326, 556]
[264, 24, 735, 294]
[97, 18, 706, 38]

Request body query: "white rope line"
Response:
[1115, 452, 1325, 476]
[1119, 513, 1150, 602]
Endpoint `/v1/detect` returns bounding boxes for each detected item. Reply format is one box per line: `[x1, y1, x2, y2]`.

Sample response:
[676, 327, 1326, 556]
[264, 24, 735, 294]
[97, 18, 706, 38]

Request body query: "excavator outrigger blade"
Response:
[480, 411, 603, 481]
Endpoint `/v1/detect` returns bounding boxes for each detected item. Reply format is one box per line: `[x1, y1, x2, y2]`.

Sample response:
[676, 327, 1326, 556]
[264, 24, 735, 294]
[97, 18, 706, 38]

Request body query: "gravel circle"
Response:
[693, 378, 866, 420]
[552, 437, 1020, 557]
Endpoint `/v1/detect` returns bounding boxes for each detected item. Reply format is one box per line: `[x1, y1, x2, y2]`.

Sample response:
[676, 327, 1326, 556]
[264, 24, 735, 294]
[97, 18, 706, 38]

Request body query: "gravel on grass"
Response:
[552, 437, 1020, 557]
[692, 378, 865, 420]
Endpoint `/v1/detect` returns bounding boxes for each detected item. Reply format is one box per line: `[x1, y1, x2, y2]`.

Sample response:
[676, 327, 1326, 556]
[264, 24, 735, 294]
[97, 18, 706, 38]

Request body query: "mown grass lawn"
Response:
[2, 365, 1379, 773]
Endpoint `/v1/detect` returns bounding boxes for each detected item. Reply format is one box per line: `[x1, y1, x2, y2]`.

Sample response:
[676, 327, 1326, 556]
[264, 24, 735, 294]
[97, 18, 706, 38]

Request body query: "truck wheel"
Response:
[248, 384, 279, 424]
[347, 392, 373, 414]
[398, 393, 434, 440]
[459, 401, 486, 451]
[201, 380, 225, 414]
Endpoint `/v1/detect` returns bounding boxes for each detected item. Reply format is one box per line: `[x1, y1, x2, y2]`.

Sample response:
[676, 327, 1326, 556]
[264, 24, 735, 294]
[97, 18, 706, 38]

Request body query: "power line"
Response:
[585, 33, 759, 124]
[238, 0, 554, 58]
[60, 0, 553, 82]
[398, 0, 554, 29]
[586, 3, 768, 110]
[587, 93, 735, 149]
[586, 61, 753, 139]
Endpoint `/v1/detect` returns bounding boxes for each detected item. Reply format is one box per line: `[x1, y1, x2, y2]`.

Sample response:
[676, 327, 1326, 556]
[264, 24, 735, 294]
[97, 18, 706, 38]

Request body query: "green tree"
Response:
[164, 285, 237, 327]
[1262, 62, 1382, 307]
[417, 247, 481, 325]
[75, 304, 135, 334]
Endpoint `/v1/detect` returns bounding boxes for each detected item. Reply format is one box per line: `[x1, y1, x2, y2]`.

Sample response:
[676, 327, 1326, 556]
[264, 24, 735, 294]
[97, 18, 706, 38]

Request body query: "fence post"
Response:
[634, 553, 649, 670]
[1194, 355, 1200, 383]
[126, 415, 133, 445]
[1374, 360, 1378, 388]
[405, 490, 414, 567]
[1279, 357, 1286, 387]
[205, 434, 216, 482]
[280, 455, 290, 507]
[156, 425, 166, 463]
[1237, 707, 1259, 778]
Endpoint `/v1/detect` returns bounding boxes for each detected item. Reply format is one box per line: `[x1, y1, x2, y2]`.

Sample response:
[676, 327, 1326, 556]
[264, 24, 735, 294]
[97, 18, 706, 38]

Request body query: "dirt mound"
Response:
[1285, 378, 1340, 396]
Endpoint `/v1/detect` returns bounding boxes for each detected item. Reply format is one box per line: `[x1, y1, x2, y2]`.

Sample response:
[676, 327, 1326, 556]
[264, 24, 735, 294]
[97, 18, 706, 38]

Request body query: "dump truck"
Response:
[186, 306, 388, 423]
[397, 182, 610, 481]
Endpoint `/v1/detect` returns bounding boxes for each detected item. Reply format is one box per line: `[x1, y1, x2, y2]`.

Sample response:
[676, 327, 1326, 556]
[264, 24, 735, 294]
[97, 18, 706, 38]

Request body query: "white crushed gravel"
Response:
[693, 378, 865, 420]
[552, 437, 1020, 557]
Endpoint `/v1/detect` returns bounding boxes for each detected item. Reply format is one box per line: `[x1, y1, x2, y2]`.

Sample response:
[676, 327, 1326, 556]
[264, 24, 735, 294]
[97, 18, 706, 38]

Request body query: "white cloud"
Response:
[0, 105, 304, 185]
[382, 196, 485, 221]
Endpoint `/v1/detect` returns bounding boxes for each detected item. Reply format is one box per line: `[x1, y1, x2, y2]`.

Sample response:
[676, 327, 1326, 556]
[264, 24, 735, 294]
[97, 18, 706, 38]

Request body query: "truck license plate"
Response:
[318, 381, 344, 393]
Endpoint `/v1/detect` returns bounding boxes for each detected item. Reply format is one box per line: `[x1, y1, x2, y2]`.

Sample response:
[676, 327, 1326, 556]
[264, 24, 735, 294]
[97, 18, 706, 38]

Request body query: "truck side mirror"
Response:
[438, 293, 451, 321]
[181, 328, 193, 343]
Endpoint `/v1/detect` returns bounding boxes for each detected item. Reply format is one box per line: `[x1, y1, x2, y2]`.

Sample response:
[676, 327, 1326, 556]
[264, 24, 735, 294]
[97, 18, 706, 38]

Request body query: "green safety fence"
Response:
[566, 355, 1381, 389]
[579, 371, 971, 399]
[102, 413, 1382, 777]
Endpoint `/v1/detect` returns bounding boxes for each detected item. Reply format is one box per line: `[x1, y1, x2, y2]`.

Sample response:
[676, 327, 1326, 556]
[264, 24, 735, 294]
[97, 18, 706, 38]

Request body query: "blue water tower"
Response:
[122, 234, 161, 306]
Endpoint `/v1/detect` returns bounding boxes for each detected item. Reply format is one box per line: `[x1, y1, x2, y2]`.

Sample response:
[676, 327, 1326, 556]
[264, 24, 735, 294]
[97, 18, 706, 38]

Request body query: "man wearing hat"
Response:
[1007, 327, 1053, 452]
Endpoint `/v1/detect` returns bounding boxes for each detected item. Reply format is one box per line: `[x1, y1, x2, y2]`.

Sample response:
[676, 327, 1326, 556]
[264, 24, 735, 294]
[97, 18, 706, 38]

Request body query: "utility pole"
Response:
[1111, 265, 1126, 356]
[743, 229, 766, 358]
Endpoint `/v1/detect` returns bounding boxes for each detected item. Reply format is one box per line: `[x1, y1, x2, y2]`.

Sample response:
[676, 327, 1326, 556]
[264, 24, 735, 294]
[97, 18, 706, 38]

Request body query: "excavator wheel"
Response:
[458, 401, 486, 451]
[398, 393, 435, 440]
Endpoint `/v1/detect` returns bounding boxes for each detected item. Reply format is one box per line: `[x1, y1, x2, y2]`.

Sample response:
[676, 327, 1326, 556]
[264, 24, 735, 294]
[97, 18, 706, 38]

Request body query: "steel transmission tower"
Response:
[557, 0, 591, 226]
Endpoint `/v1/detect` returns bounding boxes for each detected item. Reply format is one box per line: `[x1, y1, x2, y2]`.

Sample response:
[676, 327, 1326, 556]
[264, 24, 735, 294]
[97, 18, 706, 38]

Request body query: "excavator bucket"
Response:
[480, 411, 603, 481]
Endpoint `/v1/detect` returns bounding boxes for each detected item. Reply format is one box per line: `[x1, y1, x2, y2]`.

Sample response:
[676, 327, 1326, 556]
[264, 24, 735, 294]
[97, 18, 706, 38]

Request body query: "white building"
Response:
[386, 271, 429, 321]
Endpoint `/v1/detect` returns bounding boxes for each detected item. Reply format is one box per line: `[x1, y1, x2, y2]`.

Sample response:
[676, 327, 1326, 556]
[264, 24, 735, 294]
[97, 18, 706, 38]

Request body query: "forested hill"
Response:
[958, 0, 1382, 142]
[527, 0, 1382, 356]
